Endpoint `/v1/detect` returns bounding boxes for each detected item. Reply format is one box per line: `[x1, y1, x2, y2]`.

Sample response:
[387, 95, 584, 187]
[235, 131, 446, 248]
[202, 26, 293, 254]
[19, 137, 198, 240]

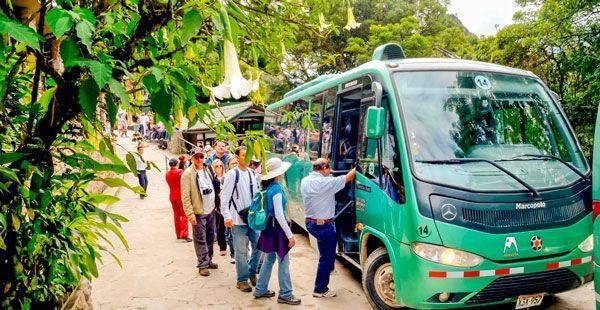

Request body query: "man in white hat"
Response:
[300, 158, 355, 298]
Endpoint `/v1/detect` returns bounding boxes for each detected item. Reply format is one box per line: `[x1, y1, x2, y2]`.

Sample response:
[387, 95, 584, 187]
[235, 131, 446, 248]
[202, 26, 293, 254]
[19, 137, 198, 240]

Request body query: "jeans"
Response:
[216, 212, 227, 251]
[192, 211, 216, 268]
[226, 228, 235, 258]
[255, 253, 292, 298]
[232, 225, 261, 282]
[137, 170, 148, 197]
[306, 221, 337, 294]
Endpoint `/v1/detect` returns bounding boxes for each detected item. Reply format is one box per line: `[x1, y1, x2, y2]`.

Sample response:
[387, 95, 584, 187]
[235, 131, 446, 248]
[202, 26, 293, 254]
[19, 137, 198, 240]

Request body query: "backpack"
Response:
[229, 168, 254, 224]
[248, 190, 268, 231]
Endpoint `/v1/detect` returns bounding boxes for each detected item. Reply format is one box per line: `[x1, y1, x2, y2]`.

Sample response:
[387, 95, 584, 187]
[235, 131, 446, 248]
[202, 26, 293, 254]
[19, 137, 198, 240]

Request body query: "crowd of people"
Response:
[136, 138, 356, 305]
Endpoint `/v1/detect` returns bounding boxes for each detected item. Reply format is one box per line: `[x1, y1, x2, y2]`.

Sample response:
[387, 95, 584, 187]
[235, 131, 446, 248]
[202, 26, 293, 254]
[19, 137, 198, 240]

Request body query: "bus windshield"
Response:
[394, 71, 588, 192]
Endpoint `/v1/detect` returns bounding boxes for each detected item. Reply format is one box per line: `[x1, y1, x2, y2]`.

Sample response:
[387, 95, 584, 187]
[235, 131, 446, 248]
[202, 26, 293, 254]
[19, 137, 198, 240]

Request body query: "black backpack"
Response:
[229, 168, 254, 224]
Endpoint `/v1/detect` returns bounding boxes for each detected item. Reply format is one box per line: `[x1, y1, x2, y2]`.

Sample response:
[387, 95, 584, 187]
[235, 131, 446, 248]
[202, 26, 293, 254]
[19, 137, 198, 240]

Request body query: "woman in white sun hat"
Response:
[254, 158, 301, 305]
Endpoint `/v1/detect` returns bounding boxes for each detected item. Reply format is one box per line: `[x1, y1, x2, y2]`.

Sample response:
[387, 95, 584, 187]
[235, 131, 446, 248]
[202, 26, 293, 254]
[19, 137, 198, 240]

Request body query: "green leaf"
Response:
[108, 78, 129, 104]
[75, 21, 94, 52]
[88, 61, 112, 88]
[150, 84, 173, 121]
[243, 139, 253, 163]
[60, 37, 81, 67]
[88, 194, 120, 205]
[0, 16, 43, 51]
[73, 7, 97, 25]
[46, 9, 74, 38]
[125, 153, 137, 173]
[79, 78, 99, 119]
[181, 9, 202, 44]
[0, 167, 19, 183]
[150, 66, 163, 82]
[38, 87, 56, 114]
[0, 152, 28, 165]
[148, 160, 161, 173]
[106, 93, 117, 127]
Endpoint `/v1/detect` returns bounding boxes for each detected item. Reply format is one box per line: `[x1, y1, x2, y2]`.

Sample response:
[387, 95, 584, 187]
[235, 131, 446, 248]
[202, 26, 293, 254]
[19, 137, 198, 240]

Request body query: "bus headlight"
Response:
[578, 234, 593, 252]
[412, 243, 483, 267]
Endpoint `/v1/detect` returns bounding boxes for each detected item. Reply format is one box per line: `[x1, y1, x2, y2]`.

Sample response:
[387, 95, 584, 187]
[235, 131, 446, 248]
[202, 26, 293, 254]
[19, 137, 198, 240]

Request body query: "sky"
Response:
[447, 0, 520, 36]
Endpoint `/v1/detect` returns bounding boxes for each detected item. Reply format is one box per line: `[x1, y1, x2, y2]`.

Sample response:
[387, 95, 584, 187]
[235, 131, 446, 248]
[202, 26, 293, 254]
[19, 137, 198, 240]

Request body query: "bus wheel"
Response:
[362, 247, 402, 309]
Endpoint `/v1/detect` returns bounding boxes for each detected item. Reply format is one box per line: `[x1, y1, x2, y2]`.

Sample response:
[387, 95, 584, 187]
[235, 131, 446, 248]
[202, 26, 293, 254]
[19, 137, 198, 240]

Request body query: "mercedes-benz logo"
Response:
[441, 204, 457, 221]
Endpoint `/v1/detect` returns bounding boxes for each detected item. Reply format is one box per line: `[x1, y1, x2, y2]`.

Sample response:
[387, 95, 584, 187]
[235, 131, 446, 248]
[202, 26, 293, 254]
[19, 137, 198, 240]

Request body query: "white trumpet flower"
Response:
[343, 7, 361, 30]
[206, 7, 260, 100]
[318, 13, 331, 32]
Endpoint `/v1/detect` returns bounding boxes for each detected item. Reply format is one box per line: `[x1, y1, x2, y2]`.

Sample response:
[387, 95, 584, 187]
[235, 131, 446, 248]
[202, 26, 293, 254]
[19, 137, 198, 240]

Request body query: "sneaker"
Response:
[278, 295, 301, 305]
[208, 262, 218, 269]
[230, 258, 235, 264]
[219, 250, 226, 256]
[313, 290, 336, 298]
[180, 237, 192, 242]
[254, 290, 276, 299]
[236, 281, 252, 292]
[249, 274, 257, 286]
[199, 268, 210, 277]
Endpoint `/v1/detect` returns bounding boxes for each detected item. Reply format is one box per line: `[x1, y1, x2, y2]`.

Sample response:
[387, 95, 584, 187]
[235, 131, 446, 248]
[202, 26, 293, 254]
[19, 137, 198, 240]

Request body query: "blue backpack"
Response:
[248, 190, 268, 231]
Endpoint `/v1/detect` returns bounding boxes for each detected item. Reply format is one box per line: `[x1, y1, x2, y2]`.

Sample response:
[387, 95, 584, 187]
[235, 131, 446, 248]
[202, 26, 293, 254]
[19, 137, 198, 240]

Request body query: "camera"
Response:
[202, 188, 213, 195]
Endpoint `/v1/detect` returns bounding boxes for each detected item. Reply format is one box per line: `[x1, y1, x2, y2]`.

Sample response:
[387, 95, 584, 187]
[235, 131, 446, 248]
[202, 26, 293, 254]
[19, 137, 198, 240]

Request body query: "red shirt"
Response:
[165, 167, 184, 201]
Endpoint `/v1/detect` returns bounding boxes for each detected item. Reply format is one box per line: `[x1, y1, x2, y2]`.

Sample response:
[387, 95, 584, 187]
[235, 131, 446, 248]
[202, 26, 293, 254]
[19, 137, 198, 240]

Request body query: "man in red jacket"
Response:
[165, 158, 191, 242]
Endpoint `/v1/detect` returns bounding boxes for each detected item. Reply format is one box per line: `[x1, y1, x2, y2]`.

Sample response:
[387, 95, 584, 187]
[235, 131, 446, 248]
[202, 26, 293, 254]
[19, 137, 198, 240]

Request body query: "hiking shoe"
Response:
[313, 290, 336, 298]
[254, 290, 276, 299]
[230, 258, 235, 264]
[236, 281, 252, 292]
[278, 295, 301, 305]
[199, 268, 210, 277]
[249, 274, 257, 286]
[208, 262, 218, 269]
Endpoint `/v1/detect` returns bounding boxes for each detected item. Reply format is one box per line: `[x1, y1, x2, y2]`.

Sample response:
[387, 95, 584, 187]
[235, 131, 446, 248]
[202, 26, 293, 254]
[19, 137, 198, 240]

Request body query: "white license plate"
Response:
[515, 293, 544, 309]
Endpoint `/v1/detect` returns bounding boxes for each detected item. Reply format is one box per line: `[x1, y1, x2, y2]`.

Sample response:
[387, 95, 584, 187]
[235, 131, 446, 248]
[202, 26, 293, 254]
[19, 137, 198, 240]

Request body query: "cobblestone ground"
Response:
[91, 136, 593, 310]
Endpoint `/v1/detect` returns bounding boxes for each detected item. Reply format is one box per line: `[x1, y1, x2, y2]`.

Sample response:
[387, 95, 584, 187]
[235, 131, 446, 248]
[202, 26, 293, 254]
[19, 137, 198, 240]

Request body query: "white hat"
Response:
[262, 158, 291, 181]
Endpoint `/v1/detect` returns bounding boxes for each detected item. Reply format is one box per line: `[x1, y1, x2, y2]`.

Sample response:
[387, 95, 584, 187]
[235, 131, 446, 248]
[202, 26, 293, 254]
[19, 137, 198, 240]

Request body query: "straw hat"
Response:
[262, 158, 291, 181]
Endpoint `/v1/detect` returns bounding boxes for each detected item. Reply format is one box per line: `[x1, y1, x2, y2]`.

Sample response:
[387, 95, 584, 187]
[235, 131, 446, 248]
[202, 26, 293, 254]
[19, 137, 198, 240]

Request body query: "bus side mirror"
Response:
[365, 106, 385, 139]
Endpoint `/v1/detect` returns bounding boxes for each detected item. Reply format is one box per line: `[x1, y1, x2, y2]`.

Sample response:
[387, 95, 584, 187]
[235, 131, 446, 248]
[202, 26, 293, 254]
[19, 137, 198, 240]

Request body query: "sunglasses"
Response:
[193, 154, 205, 159]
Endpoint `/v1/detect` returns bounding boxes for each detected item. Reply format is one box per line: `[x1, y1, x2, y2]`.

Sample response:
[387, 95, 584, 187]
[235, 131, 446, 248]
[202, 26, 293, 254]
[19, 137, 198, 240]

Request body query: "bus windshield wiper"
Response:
[498, 154, 588, 181]
[416, 158, 539, 196]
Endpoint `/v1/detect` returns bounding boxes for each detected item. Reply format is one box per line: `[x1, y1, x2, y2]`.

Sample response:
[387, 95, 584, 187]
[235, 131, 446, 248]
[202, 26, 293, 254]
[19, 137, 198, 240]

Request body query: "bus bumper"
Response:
[397, 243, 593, 309]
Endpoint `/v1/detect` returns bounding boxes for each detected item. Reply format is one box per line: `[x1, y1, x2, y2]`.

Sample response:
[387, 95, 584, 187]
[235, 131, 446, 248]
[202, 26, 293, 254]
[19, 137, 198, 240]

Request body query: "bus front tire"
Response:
[362, 247, 402, 309]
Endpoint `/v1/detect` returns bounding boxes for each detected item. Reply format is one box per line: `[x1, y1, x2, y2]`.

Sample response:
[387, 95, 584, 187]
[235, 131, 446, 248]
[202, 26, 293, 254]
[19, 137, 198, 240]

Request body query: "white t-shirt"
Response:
[196, 168, 216, 214]
[140, 115, 150, 126]
[220, 168, 258, 225]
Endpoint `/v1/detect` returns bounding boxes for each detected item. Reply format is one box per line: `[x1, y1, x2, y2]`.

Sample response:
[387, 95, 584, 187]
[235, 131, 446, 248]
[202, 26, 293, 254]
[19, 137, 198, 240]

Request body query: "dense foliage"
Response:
[0, 0, 330, 307]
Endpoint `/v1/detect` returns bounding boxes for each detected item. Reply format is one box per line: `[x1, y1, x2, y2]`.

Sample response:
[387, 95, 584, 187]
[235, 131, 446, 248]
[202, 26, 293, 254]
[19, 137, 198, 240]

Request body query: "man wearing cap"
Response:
[300, 158, 356, 298]
[165, 158, 191, 242]
[206, 140, 230, 170]
[181, 148, 218, 276]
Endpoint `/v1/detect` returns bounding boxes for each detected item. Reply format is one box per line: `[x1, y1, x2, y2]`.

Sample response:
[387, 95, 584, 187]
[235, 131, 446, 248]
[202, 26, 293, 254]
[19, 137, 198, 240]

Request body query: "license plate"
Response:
[515, 293, 544, 309]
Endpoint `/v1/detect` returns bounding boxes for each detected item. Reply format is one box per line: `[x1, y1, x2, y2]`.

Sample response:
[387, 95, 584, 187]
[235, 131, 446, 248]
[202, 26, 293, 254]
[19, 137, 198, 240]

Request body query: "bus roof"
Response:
[268, 55, 537, 110]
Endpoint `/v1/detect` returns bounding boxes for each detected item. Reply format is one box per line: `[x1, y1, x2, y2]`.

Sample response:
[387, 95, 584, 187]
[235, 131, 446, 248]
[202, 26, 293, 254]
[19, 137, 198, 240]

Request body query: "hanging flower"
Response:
[343, 7, 361, 30]
[318, 13, 331, 32]
[206, 7, 259, 100]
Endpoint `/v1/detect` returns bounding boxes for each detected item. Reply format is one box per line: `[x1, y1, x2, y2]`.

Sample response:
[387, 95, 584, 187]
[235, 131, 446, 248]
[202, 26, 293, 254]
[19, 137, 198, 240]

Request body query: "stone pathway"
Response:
[91, 136, 370, 309]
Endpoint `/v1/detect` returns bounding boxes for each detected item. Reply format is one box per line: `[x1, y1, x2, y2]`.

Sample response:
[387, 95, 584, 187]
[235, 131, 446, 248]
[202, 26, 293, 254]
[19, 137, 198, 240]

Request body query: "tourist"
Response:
[224, 157, 238, 263]
[134, 145, 149, 199]
[254, 158, 301, 305]
[300, 158, 355, 298]
[165, 158, 191, 242]
[206, 140, 230, 170]
[220, 147, 260, 292]
[211, 159, 228, 257]
[181, 148, 218, 276]
[178, 155, 188, 170]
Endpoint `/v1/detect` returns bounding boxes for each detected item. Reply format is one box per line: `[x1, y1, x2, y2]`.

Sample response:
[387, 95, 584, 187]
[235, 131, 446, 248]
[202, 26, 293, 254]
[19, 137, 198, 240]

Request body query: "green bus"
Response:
[265, 43, 593, 309]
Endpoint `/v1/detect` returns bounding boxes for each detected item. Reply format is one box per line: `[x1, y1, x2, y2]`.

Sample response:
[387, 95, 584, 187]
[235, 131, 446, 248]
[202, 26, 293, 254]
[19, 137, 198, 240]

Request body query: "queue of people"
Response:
[159, 139, 355, 306]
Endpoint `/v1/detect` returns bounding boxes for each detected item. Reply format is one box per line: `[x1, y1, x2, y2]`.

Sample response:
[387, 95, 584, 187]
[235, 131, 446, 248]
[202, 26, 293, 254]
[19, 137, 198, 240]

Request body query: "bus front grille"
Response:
[462, 200, 585, 228]
[466, 269, 580, 304]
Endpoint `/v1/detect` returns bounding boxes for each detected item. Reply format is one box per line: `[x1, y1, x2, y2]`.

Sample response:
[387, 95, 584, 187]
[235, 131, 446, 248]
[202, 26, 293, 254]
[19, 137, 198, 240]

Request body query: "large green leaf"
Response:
[0, 16, 43, 51]
[150, 84, 173, 122]
[106, 93, 117, 127]
[38, 87, 56, 115]
[79, 78, 99, 119]
[125, 153, 137, 173]
[108, 78, 129, 104]
[75, 21, 94, 52]
[60, 37, 81, 67]
[97, 177, 143, 194]
[180, 9, 202, 44]
[88, 61, 112, 89]
[46, 9, 74, 38]
[0, 152, 28, 165]
[87, 194, 120, 205]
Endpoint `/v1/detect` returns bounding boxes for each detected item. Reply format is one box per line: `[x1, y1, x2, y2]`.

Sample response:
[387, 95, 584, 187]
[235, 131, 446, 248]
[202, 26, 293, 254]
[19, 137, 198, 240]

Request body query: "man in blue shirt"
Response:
[206, 140, 230, 170]
[300, 158, 355, 298]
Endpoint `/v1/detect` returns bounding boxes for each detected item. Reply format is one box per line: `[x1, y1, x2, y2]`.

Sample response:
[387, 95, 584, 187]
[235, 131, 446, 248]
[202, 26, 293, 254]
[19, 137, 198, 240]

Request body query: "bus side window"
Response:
[309, 94, 323, 160]
[321, 87, 337, 160]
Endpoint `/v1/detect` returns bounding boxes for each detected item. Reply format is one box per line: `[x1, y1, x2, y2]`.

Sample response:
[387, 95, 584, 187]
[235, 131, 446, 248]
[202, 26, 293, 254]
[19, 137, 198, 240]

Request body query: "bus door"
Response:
[330, 76, 374, 261]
